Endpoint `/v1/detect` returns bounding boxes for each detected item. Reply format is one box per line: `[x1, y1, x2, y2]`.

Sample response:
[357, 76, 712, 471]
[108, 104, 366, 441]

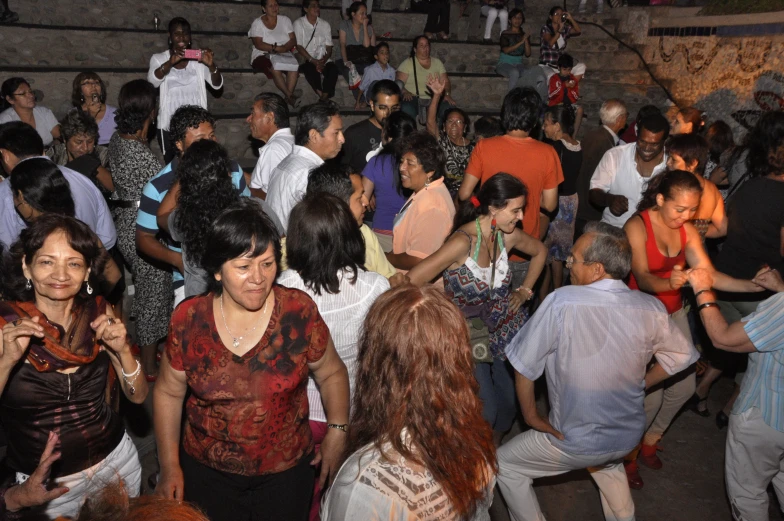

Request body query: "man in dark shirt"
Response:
[340, 80, 401, 174]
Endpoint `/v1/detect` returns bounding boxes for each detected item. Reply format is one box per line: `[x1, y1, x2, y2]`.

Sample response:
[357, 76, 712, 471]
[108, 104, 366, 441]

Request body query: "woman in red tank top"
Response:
[622, 170, 763, 490]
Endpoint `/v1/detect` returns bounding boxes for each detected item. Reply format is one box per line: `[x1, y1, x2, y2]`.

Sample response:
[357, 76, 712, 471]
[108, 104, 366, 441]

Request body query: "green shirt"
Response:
[397, 57, 446, 100]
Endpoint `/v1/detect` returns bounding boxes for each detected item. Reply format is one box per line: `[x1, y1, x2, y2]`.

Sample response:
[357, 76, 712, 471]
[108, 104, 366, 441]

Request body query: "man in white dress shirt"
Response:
[588, 113, 669, 228]
[266, 101, 344, 231]
[497, 221, 698, 521]
[247, 92, 295, 199]
[294, 0, 338, 102]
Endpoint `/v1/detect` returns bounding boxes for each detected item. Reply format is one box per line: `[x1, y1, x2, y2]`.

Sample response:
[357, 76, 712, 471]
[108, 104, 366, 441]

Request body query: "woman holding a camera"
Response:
[539, 6, 584, 82]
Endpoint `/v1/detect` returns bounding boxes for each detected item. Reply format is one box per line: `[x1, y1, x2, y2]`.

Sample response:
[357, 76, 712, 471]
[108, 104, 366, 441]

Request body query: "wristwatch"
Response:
[327, 423, 349, 433]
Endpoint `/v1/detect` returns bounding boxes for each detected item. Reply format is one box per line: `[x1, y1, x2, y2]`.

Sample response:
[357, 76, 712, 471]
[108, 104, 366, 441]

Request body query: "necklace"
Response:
[220, 292, 269, 349]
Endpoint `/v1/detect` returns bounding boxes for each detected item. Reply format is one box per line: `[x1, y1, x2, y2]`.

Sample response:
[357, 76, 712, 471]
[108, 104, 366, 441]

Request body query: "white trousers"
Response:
[497, 430, 635, 521]
[16, 432, 141, 520]
[481, 6, 508, 39]
[726, 407, 784, 521]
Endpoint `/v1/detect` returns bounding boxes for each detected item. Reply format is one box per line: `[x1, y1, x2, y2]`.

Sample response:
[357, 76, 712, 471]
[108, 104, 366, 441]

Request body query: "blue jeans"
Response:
[496, 62, 528, 92]
[475, 358, 517, 432]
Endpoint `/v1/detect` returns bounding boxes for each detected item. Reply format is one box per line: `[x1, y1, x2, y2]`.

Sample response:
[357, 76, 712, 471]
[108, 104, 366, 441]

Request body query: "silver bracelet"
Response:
[121, 359, 142, 396]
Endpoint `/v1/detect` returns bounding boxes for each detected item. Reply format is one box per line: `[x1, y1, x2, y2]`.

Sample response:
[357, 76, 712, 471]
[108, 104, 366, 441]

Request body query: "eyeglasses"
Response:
[11, 90, 35, 97]
[565, 255, 593, 270]
[445, 119, 464, 126]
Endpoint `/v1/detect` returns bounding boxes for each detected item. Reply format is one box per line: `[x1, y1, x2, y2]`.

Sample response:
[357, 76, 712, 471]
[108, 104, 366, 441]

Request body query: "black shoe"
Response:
[0, 10, 19, 23]
[716, 411, 729, 429]
[685, 393, 711, 417]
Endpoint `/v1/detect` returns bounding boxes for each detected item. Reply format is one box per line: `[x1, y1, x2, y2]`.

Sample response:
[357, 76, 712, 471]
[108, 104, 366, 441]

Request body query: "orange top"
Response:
[465, 135, 563, 259]
[392, 177, 456, 261]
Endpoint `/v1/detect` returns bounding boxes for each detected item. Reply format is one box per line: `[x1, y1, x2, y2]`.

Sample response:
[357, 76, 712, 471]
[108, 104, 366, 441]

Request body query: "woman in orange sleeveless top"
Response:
[622, 170, 762, 490]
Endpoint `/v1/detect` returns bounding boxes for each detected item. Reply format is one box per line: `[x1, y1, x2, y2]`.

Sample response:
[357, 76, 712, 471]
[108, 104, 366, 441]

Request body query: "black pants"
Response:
[424, 0, 450, 34]
[158, 128, 176, 164]
[299, 61, 339, 98]
[181, 450, 315, 521]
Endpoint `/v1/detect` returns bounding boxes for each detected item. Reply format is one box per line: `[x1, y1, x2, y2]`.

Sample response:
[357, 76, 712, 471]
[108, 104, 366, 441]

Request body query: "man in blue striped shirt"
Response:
[136, 106, 249, 308]
[497, 222, 698, 521]
[690, 267, 784, 521]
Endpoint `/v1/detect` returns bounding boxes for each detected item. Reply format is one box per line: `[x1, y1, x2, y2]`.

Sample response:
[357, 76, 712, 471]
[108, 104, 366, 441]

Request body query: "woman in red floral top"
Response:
[153, 199, 350, 521]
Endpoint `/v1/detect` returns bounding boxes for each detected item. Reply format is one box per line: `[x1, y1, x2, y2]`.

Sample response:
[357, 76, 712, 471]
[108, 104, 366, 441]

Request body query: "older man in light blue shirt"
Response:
[497, 222, 698, 521]
[689, 266, 784, 521]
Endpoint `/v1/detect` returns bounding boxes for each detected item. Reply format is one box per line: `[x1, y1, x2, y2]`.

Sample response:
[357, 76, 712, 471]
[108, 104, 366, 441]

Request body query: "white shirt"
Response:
[249, 15, 295, 65]
[0, 106, 59, 147]
[266, 145, 323, 231]
[505, 278, 698, 456]
[147, 51, 223, 130]
[250, 127, 295, 193]
[293, 16, 333, 62]
[277, 269, 389, 422]
[589, 142, 667, 228]
[324, 442, 493, 521]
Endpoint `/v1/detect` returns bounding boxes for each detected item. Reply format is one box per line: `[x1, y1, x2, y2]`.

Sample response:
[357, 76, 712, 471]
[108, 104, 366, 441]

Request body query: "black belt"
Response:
[110, 200, 139, 209]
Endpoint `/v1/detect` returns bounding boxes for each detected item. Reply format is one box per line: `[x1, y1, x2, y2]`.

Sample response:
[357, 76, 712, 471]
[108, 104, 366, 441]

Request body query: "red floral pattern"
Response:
[166, 285, 329, 476]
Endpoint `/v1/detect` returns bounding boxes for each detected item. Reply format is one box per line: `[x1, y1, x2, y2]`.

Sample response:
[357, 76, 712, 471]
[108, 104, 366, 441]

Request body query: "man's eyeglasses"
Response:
[565, 255, 593, 270]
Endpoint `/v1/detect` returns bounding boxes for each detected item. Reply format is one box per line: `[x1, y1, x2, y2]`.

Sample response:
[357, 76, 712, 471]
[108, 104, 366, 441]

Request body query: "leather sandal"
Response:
[685, 392, 711, 417]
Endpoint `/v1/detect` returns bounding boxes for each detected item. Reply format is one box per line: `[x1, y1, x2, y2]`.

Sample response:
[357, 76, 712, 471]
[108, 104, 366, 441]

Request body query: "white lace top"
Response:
[323, 442, 494, 521]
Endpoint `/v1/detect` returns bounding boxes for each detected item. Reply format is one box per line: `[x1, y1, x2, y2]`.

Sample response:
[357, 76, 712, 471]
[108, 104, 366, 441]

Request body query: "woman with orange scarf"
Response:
[0, 214, 148, 520]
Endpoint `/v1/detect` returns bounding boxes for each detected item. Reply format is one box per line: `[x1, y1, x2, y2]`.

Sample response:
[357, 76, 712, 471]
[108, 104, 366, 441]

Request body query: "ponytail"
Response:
[453, 173, 528, 231]
[637, 169, 702, 212]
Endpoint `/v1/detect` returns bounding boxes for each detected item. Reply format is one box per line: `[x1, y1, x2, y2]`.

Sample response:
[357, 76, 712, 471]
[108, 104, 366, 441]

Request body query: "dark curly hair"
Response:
[1, 214, 106, 302]
[396, 130, 445, 181]
[114, 79, 157, 135]
[169, 105, 216, 148]
[173, 139, 241, 267]
[60, 108, 99, 143]
[746, 111, 784, 178]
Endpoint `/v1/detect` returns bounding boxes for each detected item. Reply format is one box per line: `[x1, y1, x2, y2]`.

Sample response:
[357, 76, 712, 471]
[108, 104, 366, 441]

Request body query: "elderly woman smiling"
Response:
[0, 214, 147, 520]
[386, 130, 456, 272]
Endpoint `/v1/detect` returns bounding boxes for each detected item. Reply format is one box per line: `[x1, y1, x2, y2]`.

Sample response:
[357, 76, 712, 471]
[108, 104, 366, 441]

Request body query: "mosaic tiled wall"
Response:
[643, 32, 784, 139]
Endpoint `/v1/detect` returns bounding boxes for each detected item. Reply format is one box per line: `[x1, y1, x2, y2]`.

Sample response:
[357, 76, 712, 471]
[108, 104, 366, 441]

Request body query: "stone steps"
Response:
[5, 64, 667, 119]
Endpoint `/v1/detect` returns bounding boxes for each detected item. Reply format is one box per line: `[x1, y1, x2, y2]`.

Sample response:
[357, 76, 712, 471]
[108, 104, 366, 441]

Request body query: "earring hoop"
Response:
[86, 281, 94, 295]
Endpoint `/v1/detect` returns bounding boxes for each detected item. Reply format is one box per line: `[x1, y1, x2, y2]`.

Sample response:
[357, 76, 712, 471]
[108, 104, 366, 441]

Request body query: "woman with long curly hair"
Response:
[157, 139, 241, 299]
[323, 284, 497, 521]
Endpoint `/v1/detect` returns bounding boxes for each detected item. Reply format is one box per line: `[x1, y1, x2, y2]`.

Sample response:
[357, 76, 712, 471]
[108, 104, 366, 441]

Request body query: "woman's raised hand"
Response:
[426, 74, 446, 96]
[91, 305, 131, 356]
[1, 316, 43, 369]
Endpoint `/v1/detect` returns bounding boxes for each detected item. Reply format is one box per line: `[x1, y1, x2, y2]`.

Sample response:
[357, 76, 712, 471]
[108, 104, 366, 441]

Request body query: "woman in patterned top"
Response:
[405, 174, 546, 444]
[323, 284, 497, 521]
[154, 199, 349, 521]
[108, 79, 169, 380]
[426, 75, 474, 199]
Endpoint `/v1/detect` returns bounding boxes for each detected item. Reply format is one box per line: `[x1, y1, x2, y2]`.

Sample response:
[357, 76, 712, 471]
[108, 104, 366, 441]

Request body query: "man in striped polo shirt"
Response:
[690, 267, 784, 521]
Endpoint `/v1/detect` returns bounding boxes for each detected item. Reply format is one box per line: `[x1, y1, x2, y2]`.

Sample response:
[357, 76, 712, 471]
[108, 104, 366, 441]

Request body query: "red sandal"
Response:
[639, 443, 663, 470]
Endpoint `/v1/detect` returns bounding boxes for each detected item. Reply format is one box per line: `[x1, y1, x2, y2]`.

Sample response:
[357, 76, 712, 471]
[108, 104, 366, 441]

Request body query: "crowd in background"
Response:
[0, 2, 783, 521]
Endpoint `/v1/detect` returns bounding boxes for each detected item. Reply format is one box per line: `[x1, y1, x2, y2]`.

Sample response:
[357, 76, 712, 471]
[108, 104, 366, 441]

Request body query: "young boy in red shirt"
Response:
[548, 53, 584, 137]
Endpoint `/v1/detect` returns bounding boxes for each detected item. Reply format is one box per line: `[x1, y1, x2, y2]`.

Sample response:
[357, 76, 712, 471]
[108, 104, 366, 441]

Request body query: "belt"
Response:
[110, 200, 140, 209]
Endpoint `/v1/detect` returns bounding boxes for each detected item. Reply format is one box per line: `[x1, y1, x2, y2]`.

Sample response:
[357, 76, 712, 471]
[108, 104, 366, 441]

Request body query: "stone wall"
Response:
[634, 11, 784, 138]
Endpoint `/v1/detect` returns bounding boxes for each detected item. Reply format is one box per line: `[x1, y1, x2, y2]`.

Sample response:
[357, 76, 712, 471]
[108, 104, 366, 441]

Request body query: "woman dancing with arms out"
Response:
[405, 173, 546, 445]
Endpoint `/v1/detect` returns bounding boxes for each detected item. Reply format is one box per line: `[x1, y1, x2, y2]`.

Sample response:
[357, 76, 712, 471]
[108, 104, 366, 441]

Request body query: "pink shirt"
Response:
[392, 177, 456, 261]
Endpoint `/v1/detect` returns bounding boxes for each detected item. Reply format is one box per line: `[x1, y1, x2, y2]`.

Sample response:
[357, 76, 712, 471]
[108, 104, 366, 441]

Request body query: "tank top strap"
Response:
[678, 221, 688, 249]
[451, 229, 474, 259]
[639, 209, 655, 241]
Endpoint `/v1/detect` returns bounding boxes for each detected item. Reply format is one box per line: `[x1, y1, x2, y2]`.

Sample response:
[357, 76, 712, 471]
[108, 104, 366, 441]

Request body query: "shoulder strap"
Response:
[411, 58, 420, 96]
[452, 229, 474, 258]
[305, 19, 318, 49]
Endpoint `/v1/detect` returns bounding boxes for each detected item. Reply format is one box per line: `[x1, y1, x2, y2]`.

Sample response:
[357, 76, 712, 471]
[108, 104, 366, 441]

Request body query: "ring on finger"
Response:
[107, 318, 115, 326]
